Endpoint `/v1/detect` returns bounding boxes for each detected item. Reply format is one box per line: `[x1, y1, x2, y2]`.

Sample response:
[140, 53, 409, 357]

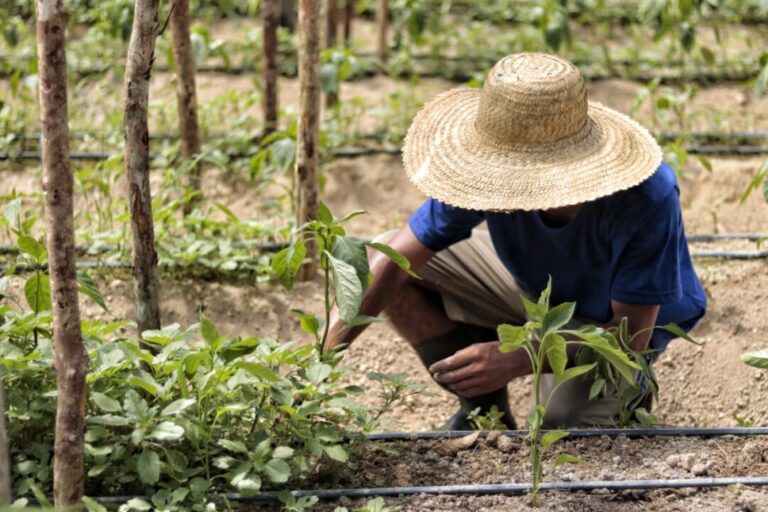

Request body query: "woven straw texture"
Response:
[402, 53, 663, 211]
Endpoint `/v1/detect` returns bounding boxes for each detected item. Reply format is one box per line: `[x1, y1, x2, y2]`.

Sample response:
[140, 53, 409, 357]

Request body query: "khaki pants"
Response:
[383, 229, 637, 428]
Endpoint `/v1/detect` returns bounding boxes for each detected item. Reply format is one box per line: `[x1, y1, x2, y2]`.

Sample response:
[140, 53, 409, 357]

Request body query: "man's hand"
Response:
[428, 342, 530, 397]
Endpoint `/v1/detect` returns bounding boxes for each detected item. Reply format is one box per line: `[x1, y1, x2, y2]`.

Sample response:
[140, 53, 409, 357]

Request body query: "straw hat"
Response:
[402, 52, 662, 211]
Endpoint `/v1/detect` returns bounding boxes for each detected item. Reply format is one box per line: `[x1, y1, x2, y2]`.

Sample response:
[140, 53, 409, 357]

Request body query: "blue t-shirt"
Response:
[408, 162, 706, 352]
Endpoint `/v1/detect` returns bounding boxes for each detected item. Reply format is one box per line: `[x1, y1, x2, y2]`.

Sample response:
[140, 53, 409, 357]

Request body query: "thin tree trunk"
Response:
[326, 0, 339, 108]
[343, 0, 353, 45]
[170, 0, 203, 215]
[263, 0, 279, 135]
[0, 383, 10, 505]
[296, 0, 321, 280]
[377, 0, 388, 65]
[124, 0, 162, 335]
[35, 0, 87, 506]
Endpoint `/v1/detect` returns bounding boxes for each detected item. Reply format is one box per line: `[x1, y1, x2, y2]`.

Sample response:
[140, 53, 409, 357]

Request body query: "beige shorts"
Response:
[387, 229, 638, 428]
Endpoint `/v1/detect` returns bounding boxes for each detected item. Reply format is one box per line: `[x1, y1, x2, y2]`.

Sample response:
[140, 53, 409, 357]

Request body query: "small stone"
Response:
[486, 430, 502, 444]
[681, 453, 696, 472]
[598, 469, 613, 481]
[560, 472, 574, 482]
[496, 435, 514, 453]
[666, 454, 680, 468]
[612, 455, 621, 466]
[338, 497, 353, 507]
[691, 463, 709, 476]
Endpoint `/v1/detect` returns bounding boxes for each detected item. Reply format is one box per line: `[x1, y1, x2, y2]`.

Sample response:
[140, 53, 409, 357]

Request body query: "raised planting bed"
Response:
[237, 429, 768, 511]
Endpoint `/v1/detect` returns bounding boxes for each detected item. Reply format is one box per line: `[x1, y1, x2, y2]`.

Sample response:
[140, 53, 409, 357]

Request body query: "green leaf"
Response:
[137, 449, 160, 485]
[218, 439, 248, 454]
[542, 302, 575, 336]
[77, 272, 109, 312]
[544, 333, 567, 376]
[271, 241, 307, 291]
[291, 309, 320, 338]
[740, 161, 768, 204]
[336, 209, 367, 224]
[659, 323, 701, 345]
[272, 446, 295, 459]
[161, 398, 196, 416]
[521, 295, 544, 322]
[741, 348, 768, 369]
[236, 476, 262, 496]
[332, 237, 370, 291]
[24, 273, 51, 313]
[365, 242, 419, 278]
[236, 361, 280, 382]
[200, 316, 220, 347]
[81, 496, 107, 512]
[696, 155, 713, 173]
[122, 498, 152, 511]
[91, 392, 122, 413]
[265, 458, 291, 483]
[541, 430, 568, 450]
[318, 201, 334, 225]
[324, 444, 348, 462]
[18, 234, 47, 264]
[327, 252, 363, 323]
[497, 324, 526, 352]
[148, 421, 184, 441]
[307, 363, 332, 385]
[554, 453, 582, 467]
[700, 46, 715, 65]
[269, 137, 296, 172]
[556, 362, 597, 386]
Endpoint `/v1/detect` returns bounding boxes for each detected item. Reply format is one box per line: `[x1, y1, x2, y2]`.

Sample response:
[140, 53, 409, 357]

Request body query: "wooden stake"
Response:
[296, 0, 321, 280]
[263, 0, 279, 135]
[0, 383, 10, 505]
[343, 0, 353, 45]
[326, 0, 339, 108]
[124, 0, 162, 335]
[35, 0, 87, 506]
[377, 0, 388, 65]
[170, 0, 203, 214]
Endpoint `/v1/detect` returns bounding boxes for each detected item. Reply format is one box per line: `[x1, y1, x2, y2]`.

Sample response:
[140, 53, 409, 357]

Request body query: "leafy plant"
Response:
[272, 202, 416, 355]
[497, 278, 641, 506]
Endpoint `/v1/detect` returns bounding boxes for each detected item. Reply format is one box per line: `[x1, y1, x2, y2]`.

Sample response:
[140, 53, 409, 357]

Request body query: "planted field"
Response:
[2, 0, 768, 510]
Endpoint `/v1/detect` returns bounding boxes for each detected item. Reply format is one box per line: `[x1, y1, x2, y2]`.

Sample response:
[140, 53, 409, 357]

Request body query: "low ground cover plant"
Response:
[1, 205, 424, 511]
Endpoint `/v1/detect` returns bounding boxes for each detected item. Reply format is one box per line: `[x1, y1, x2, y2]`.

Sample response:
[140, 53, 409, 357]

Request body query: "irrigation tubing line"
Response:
[9, 130, 768, 146]
[365, 426, 768, 442]
[88, 476, 768, 505]
[687, 233, 768, 242]
[4, 143, 768, 163]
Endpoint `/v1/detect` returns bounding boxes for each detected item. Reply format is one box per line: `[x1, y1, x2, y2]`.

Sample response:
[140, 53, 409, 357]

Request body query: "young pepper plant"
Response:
[272, 202, 416, 355]
[497, 278, 640, 507]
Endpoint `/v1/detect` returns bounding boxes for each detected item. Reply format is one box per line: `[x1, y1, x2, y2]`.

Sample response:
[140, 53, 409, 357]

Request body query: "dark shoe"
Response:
[412, 323, 517, 431]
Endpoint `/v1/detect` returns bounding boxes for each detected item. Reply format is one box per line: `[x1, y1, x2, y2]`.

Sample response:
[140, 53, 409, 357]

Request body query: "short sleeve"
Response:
[609, 192, 683, 305]
[408, 198, 484, 252]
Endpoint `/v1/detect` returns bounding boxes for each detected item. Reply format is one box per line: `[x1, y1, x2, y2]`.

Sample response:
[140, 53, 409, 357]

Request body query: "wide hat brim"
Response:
[402, 87, 663, 211]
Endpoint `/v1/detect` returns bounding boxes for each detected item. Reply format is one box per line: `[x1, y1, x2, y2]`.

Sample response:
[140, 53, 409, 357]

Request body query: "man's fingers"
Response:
[428, 349, 474, 374]
[448, 376, 485, 393]
[434, 364, 478, 385]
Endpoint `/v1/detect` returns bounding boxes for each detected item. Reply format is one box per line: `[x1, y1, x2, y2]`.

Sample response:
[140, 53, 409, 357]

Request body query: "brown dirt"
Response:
[245, 434, 768, 511]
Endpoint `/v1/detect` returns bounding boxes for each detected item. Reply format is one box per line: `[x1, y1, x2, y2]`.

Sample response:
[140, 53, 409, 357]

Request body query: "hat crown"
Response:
[475, 53, 588, 146]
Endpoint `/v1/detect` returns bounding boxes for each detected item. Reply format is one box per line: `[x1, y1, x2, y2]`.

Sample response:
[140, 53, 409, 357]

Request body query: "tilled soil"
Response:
[245, 434, 768, 511]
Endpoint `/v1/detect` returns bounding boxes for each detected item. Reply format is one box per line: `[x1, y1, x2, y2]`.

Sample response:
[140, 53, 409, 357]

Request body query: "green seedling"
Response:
[498, 278, 641, 506]
[272, 202, 416, 355]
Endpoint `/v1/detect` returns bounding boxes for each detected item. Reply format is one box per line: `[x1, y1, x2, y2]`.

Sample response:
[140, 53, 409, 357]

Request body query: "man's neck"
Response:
[539, 204, 583, 228]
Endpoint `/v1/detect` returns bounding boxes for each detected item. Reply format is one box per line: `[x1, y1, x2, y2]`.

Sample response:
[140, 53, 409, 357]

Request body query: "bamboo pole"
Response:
[296, 0, 321, 280]
[377, 0, 388, 65]
[343, 0, 354, 44]
[263, 0, 279, 135]
[124, 0, 162, 335]
[35, 0, 87, 506]
[326, 0, 339, 108]
[170, 0, 203, 214]
[0, 383, 9, 505]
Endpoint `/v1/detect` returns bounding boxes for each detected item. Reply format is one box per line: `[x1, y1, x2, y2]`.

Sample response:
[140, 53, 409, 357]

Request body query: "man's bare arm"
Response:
[324, 225, 435, 350]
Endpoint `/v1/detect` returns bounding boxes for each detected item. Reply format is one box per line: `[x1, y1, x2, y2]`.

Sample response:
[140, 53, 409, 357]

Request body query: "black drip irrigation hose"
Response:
[687, 233, 768, 242]
[366, 426, 768, 441]
[4, 143, 768, 163]
[88, 476, 768, 505]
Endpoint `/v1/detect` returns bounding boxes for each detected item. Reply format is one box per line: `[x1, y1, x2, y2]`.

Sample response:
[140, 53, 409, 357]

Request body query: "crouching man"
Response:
[326, 53, 706, 429]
